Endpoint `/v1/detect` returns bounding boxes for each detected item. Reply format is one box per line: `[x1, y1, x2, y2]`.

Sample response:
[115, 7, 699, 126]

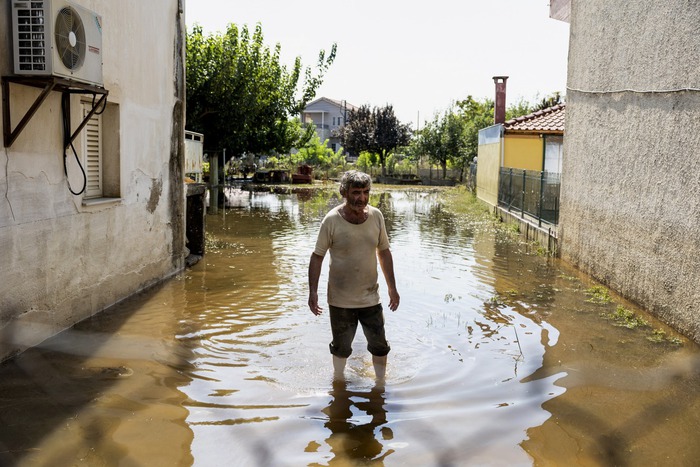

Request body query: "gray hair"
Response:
[339, 170, 372, 196]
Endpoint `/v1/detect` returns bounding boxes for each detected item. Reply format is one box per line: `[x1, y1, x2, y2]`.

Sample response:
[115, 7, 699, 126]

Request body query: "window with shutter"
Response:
[82, 102, 103, 198]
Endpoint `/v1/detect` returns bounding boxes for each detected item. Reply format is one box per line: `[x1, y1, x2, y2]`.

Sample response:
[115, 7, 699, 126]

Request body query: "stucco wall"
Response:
[0, 0, 185, 360]
[560, 0, 700, 342]
[504, 134, 542, 171]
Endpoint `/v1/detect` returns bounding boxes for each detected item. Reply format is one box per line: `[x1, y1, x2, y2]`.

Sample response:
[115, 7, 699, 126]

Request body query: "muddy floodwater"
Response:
[1, 186, 699, 466]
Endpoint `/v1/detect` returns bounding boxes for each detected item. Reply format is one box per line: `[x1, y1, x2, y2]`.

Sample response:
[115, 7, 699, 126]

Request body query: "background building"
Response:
[477, 78, 564, 229]
[301, 97, 357, 155]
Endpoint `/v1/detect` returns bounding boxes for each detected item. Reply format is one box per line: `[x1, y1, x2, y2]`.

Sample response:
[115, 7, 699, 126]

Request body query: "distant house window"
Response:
[339, 116, 343, 126]
[332, 117, 337, 126]
[331, 143, 338, 152]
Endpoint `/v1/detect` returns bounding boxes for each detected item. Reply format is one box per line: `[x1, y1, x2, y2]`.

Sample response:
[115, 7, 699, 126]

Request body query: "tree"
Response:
[356, 151, 378, 173]
[186, 23, 337, 161]
[412, 108, 468, 179]
[533, 91, 563, 111]
[441, 111, 469, 177]
[409, 93, 559, 182]
[455, 96, 494, 165]
[340, 105, 373, 159]
[374, 105, 412, 176]
[506, 97, 533, 121]
[297, 133, 334, 167]
[341, 104, 411, 176]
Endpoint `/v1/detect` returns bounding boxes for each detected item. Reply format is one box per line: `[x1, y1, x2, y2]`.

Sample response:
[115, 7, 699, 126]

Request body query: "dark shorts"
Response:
[328, 304, 391, 358]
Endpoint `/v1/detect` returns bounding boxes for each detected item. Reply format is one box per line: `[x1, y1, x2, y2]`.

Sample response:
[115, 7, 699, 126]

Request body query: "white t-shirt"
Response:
[313, 205, 391, 308]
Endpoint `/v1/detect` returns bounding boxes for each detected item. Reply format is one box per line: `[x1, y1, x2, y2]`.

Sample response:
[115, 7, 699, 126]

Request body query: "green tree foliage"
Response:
[295, 133, 346, 178]
[455, 96, 495, 165]
[409, 92, 560, 181]
[356, 151, 379, 173]
[341, 104, 411, 176]
[186, 23, 337, 160]
[533, 91, 563, 111]
[341, 105, 373, 158]
[441, 112, 469, 175]
[505, 97, 533, 121]
[412, 108, 468, 178]
[297, 133, 333, 167]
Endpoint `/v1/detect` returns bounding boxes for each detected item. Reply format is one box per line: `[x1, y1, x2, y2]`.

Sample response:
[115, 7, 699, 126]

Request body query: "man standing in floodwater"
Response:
[308, 170, 400, 383]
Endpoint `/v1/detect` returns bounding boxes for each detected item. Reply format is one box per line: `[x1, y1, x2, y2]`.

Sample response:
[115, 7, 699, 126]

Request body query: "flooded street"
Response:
[1, 186, 699, 466]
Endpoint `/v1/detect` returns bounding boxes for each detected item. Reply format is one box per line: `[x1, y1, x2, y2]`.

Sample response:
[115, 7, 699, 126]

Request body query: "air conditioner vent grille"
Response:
[11, 0, 103, 86]
[55, 7, 85, 70]
[15, 1, 47, 71]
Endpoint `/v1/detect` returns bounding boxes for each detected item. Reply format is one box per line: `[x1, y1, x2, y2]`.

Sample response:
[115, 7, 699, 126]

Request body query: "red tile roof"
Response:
[504, 103, 565, 133]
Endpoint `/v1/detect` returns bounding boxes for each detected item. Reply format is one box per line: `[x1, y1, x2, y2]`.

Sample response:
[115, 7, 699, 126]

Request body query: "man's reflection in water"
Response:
[320, 380, 395, 464]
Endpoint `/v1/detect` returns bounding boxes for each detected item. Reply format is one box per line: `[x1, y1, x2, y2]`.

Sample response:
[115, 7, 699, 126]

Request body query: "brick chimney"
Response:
[493, 76, 508, 124]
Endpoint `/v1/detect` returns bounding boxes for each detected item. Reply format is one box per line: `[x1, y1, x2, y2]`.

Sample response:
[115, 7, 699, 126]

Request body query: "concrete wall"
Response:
[497, 207, 558, 255]
[549, 0, 571, 23]
[560, 0, 700, 342]
[0, 0, 186, 360]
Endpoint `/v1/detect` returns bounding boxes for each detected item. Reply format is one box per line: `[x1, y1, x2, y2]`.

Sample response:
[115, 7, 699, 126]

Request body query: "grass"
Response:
[559, 273, 579, 281]
[585, 285, 613, 304]
[647, 329, 683, 345]
[603, 305, 650, 329]
[581, 285, 684, 345]
[440, 186, 493, 219]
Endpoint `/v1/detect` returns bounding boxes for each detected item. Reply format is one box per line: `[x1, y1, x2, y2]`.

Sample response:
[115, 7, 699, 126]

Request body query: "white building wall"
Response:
[302, 98, 353, 150]
[0, 0, 185, 360]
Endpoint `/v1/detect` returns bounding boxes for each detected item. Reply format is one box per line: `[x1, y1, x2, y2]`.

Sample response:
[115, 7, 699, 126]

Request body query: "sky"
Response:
[185, 0, 570, 128]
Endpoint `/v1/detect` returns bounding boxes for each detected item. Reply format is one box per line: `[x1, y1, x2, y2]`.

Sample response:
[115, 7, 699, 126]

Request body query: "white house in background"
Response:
[301, 97, 357, 154]
[0, 0, 186, 361]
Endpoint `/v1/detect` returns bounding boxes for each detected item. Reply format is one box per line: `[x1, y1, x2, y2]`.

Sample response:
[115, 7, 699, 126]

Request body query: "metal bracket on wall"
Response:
[1, 76, 108, 148]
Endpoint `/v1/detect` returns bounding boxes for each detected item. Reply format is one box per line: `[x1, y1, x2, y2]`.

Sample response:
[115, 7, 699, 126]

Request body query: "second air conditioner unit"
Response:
[11, 0, 104, 86]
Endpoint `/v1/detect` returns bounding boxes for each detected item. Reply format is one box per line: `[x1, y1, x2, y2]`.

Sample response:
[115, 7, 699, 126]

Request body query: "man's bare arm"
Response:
[308, 253, 324, 315]
[377, 248, 400, 311]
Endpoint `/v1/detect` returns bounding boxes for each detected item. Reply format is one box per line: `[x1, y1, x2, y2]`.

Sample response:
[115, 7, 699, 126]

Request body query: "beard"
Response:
[350, 200, 367, 211]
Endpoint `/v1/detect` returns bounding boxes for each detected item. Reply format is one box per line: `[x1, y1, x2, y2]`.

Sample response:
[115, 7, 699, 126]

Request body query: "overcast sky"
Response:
[185, 0, 570, 127]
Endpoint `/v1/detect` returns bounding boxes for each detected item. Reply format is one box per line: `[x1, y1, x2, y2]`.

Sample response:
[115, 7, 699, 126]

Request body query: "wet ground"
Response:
[1, 186, 698, 466]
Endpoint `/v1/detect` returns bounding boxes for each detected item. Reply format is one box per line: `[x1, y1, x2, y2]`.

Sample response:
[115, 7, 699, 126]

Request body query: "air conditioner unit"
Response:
[11, 0, 103, 86]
